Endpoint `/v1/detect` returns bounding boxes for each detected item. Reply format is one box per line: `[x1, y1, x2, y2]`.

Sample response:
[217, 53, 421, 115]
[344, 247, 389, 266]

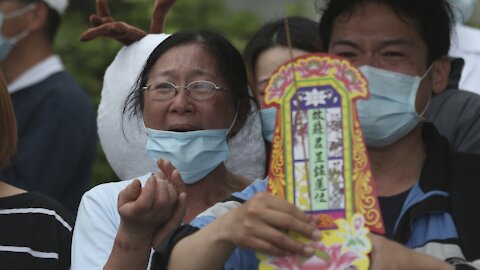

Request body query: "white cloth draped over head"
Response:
[97, 34, 266, 180]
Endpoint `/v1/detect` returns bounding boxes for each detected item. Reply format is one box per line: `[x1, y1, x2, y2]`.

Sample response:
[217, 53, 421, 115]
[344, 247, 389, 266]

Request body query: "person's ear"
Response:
[228, 99, 249, 139]
[27, 3, 49, 32]
[431, 56, 451, 94]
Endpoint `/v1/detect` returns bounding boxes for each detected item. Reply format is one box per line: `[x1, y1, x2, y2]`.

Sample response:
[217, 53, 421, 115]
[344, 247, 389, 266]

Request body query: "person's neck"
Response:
[0, 36, 53, 84]
[368, 125, 426, 197]
[0, 181, 27, 198]
[183, 164, 252, 223]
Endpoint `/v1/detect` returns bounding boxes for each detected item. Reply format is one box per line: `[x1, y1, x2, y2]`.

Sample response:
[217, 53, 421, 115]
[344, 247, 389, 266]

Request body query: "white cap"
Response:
[42, 0, 68, 15]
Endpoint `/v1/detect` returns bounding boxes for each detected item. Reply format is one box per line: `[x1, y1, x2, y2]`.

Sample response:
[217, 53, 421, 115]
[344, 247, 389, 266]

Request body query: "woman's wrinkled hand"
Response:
[117, 171, 178, 242]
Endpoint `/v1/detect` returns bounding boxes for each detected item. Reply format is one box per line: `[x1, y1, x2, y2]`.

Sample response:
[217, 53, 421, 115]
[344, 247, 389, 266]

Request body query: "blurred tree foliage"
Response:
[56, 0, 261, 187]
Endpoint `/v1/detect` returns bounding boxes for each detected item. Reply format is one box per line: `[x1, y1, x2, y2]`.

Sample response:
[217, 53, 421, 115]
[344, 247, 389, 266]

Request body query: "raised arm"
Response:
[369, 234, 454, 270]
[105, 160, 186, 270]
[79, 0, 146, 45]
[80, 0, 175, 45]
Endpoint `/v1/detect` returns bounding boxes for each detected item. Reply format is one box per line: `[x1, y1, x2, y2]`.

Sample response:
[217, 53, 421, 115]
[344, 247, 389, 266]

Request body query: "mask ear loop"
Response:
[419, 97, 431, 118]
[225, 106, 239, 139]
[7, 31, 29, 43]
[3, 4, 36, 20]
[418, 64, 435, 118]
[142, 120, 149, 135]
[1, 4, 36, 44]
[420, 64, 434, 80]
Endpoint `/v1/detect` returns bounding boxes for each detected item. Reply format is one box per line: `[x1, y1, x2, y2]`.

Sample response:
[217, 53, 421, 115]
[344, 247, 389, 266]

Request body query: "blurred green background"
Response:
[58, 0, 311, 187]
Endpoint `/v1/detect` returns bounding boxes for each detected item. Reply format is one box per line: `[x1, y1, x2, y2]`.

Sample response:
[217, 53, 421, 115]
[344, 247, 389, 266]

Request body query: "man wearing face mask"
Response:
[152, 0, 480, 269]
[0, 0, 96, 215]
[320, 0, 480, 266]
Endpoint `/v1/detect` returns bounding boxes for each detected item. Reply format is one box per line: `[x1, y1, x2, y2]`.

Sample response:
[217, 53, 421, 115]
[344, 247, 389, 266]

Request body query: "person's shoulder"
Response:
[190, 179, 268, 229]
[6, 192, 75, 231]
[231, 178, 268, 201]
[44, 71, 89, 98]
[435, 88, 480, 104]
[430, 88, 480, 118]
[13, 70, 93, 114]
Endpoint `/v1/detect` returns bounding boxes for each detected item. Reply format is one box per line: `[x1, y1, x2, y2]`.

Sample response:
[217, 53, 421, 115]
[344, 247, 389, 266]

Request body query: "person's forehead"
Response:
[149, 44, 221, 81]
[156, 45, 217, 69]
[330, 3, 422, 44]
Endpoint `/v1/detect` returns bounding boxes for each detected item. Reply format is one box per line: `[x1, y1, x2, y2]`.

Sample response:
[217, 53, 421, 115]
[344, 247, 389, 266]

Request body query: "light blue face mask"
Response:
[145, 112, 237, 184]
[260, 107, 277, 142]
[451, 0, 478, 23]
[357, 65, 432, 147]
[0, 5, 35, 61]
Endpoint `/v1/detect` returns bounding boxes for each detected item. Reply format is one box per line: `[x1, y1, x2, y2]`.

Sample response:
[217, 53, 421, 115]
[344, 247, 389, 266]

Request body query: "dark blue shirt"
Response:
[0, 71, 96, 215]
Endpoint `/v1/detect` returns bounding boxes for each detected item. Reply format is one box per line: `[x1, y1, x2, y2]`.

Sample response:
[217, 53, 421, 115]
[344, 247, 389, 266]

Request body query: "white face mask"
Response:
[144, 111, 238, 184]
[145, 128, 231, 184]
[451, 0, 479, 23]
[260, 107, 277, 142]
[357, 65, 432, 147]
[0, 4, 35, 61]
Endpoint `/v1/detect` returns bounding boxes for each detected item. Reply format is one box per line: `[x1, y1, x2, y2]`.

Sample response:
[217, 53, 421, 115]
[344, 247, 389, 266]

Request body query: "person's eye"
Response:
[382, 51, 405, 58]
[335, 51, 358, 59]
[191, 82, 213, 91]
[153, 83, 174, 93]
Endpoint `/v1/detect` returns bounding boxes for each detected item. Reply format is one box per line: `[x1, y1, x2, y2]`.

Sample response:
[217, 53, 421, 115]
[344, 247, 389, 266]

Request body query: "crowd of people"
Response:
[1, 0, 480, 269]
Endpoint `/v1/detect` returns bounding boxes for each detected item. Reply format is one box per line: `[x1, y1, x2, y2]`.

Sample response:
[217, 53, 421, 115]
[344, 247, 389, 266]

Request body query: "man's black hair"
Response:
[318, 0, 455, 65]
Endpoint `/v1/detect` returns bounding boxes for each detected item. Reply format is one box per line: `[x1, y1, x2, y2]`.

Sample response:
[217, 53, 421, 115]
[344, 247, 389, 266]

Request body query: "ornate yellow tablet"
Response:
[258, 54, 384, 270]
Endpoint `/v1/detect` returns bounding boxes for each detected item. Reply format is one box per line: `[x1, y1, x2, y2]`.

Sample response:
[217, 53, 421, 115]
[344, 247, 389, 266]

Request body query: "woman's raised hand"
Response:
[80, 0, 176, 45]
[79, 0, 147, 45]
[105, 160, 185, 270]
[218, 192, 321, 257]
[117, 172, 178, 242]
[150, 0, 176, 33]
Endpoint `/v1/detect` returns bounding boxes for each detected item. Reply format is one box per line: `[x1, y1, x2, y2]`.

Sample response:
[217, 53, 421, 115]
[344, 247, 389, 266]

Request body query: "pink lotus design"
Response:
[269, 243, 359, 270]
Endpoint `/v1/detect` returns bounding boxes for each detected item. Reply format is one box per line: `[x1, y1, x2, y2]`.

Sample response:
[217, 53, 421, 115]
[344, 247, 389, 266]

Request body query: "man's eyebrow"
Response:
[154, 68, 215, 77]
[330, 39, 361, 50]
[380, 39, 412, 48]
[330, 38, 413, 49]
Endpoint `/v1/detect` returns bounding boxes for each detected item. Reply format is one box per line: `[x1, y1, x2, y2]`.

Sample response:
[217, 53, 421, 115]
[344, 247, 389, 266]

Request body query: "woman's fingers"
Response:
[238, 207, 316, 256]
[150, 0, 176, 33]
[133, 175, 158, 212]
[96, 0, 111, 18]
[157, 159, 174, 179]
[170, 168, 186, 194]
[240, 237, 287, 257]
[90, 14, 113, 27]
[117, 179, 142, 207]
[157, 160, 185, 193]
[248, 193, 314, 230]
[220, 193, 320, 258]
[79, 22, 147, 45]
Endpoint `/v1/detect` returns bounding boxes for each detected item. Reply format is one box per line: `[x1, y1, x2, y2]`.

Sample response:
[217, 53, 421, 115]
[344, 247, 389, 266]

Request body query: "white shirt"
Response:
[71, 174, 151, 269]
[450, 24, 480, 94]
[8, 55, 64, 94]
